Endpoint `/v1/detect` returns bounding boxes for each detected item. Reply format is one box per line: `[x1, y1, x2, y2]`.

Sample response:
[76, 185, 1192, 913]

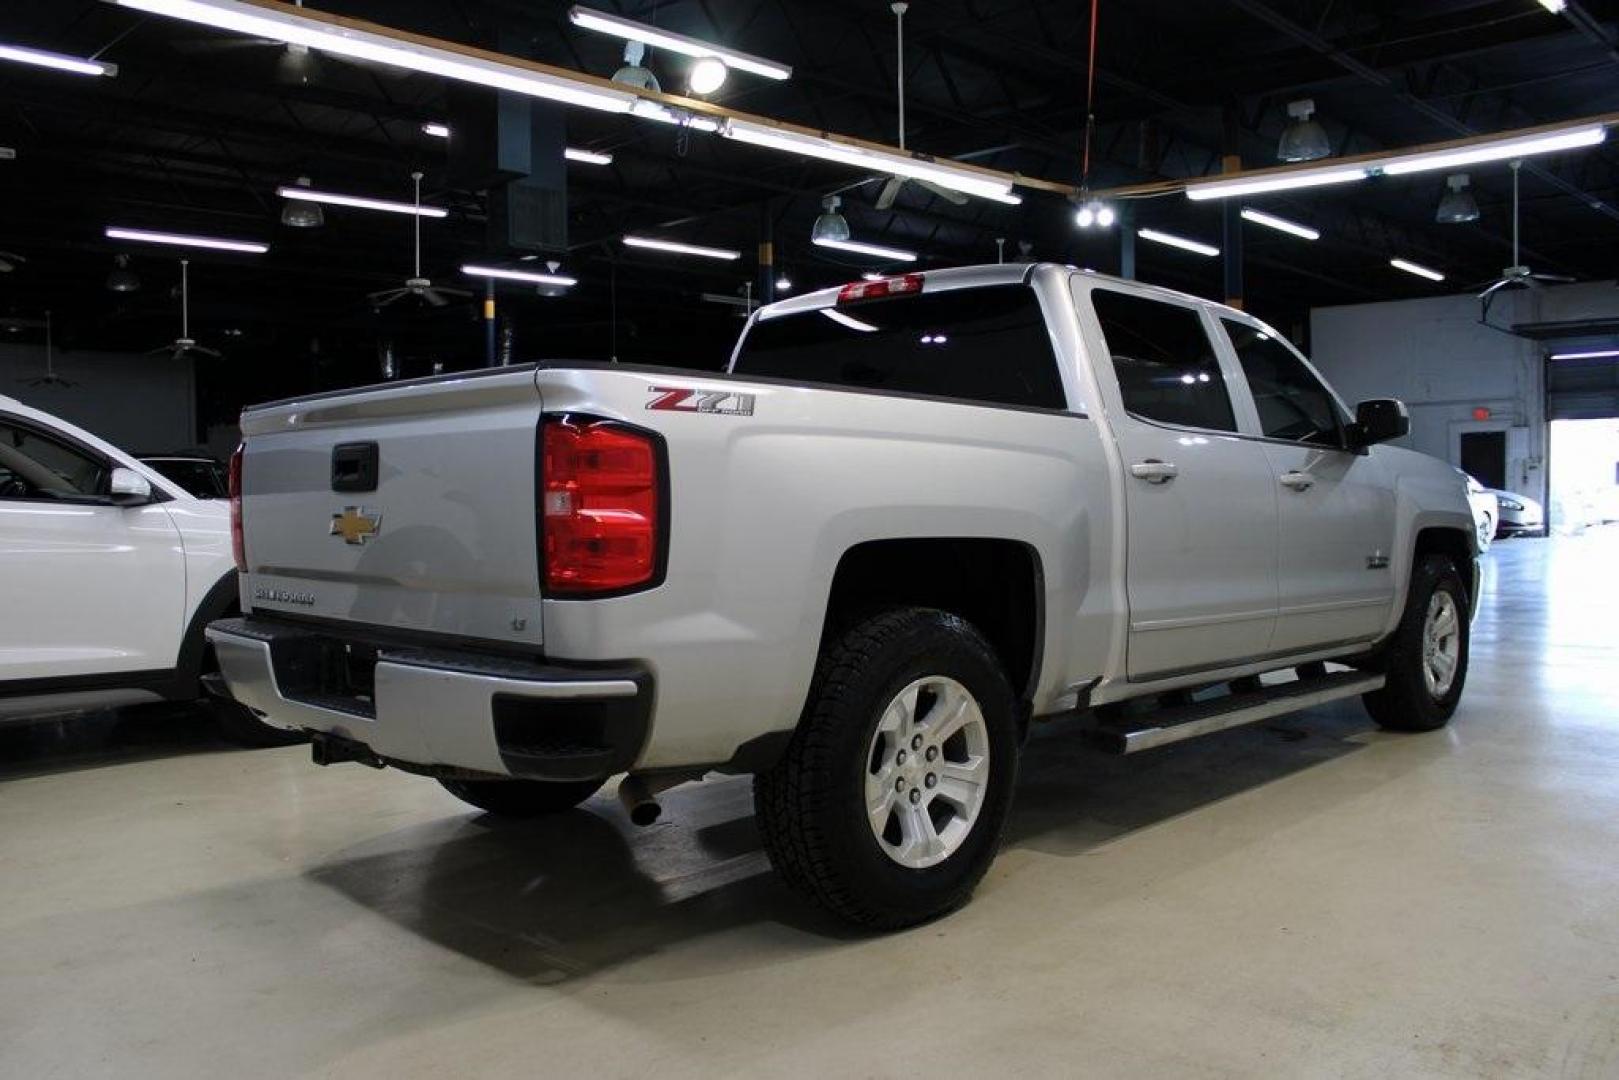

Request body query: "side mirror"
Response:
[1349, 398, 1410, 449]
[108, 467, 153, 505]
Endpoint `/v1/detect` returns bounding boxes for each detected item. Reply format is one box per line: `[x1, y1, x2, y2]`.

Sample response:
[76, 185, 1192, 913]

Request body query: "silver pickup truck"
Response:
[209, 263, 1477, 929]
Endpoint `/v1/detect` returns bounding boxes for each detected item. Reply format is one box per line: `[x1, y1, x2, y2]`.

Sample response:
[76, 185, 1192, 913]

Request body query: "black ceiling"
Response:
[2, 0, 1618, 414]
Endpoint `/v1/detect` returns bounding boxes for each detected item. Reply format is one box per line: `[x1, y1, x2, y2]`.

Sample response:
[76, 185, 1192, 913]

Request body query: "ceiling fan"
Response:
[20, 311, 77, 389]
[367, 172, 470, 309]
[874, 2, 968, 211]
[149, 259, 222, 361]
[1476, 159, 1574, 306]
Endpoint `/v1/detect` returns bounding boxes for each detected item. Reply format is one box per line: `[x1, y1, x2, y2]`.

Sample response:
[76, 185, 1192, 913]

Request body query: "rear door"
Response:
[0, 414, 185, 682]
[1217, 318, 1395, 652]
[1076, 285, 1279, 680]
[238, 368, 546, 647]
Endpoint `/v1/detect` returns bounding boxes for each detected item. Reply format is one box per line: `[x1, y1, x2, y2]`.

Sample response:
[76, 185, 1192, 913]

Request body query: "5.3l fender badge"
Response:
[330, 506, 382, 545]
[646, 386, 755, 416]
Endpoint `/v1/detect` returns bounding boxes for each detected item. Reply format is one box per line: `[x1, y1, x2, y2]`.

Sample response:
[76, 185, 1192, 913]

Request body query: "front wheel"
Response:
[1476, 512, 1494, 553]
[1363, 554, 1470, 732]
[753, 607, 1020, 930]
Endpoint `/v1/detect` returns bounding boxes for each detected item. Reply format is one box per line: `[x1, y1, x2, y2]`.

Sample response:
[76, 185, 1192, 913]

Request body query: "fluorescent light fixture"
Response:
[0, 42, 117, 77]
[1381, 124, 1607, 176]
[565, 147, 613, 165]
[822, 309, 879, 333]
[1240, 207, 1320, 240]
[105, 226, 267, 254]
[1390, 257, 1445, 282]
[1549, 349, 1619, 360]
[1538, 0, 1567, 12]
[630, 98, 722, 132]
[982, 189, 1024, 206]
[567, 6, 792, 81]
[812, 237, 918, 262]
[274, 185, 448, 218]
[623, 236, 741, 260]
[421, 122, 451, 138]
[1186, 122, 1609, 201]
[725, 118, 1013, 202]
[462, 264, 577, 287]
[112, 0, 639, 114]
[1186, 165, 1367, 202]
[1137, 228, 1220, 257]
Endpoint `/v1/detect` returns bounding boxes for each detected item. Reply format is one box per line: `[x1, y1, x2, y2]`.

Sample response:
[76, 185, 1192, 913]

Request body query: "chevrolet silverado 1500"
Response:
[208, 263, 1477, 928]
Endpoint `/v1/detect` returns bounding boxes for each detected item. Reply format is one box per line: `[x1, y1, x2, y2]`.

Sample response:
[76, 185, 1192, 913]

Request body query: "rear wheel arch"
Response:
[818, 538, 1045, 705]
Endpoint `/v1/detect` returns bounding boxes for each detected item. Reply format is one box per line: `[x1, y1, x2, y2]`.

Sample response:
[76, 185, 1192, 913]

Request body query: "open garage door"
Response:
[1547, 354, 1619, 421]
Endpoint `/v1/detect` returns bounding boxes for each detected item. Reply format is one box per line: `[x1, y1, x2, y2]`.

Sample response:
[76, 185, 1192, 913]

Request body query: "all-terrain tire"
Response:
[753, 607, 1020, 930]
[1363, 554, 1470, 732]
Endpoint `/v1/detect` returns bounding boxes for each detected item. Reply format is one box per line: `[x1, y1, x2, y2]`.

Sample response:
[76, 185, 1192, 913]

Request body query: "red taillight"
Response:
[228, 445, 246, 572]
[541, 417, 662, 595]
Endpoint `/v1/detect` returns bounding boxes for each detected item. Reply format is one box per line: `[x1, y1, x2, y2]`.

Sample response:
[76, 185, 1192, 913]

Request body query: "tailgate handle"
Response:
[331, 442, 379, 493]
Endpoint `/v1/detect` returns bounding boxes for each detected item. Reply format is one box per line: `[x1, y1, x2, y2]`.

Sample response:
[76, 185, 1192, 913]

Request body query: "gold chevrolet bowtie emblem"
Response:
[330, 506, 381, 546]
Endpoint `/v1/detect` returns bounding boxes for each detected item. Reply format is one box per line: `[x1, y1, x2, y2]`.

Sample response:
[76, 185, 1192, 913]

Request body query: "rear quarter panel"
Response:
[535, 366, 1114, 769]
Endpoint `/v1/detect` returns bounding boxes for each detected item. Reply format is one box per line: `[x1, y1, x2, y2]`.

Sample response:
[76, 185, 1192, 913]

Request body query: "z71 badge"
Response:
[646, 387, 755, 416]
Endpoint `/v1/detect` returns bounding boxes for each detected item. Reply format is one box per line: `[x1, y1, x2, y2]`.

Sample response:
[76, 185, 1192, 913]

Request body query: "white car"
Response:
[1463, 474, 1498, 552]
[0, 396, 297, 745]
[212, 264, 1478, 928]
[1488, 488, 1545, 538]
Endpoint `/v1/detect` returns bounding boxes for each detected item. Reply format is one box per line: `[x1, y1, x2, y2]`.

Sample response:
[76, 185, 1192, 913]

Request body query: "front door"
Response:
[1081, 286, 1280, 680]
[0, 415, 185, 683]
[1216, 320, 1396, 653]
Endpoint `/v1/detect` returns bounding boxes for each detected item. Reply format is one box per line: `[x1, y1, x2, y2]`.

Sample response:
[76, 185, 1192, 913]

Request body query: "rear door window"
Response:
[1088, 289, 1237, 433]
[731, 284, 1066, 410]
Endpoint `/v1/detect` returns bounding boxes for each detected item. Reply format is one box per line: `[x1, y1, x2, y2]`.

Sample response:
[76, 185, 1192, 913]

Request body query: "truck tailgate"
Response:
[238, 367, 545, 646]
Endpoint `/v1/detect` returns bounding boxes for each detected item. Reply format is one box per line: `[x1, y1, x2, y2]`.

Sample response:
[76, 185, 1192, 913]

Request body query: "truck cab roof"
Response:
[753, 262, 1256, 328]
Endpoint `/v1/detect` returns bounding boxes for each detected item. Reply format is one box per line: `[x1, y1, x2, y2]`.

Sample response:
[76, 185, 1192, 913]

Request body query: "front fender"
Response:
[1381, 448, 1478, 637]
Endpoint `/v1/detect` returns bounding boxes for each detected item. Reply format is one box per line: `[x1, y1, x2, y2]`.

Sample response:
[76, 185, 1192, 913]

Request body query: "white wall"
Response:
[0, 344, 196, 454]
[1310, 281, 1619, 507]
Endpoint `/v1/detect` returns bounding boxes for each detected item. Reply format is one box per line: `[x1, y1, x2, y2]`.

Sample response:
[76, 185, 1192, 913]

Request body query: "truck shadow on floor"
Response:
[306, 699, 1402, 983]
[0, 703, 236, 782]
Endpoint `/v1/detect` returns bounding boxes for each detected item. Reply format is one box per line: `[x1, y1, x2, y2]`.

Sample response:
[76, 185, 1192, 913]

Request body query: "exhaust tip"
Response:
[628, 801, 662, 827]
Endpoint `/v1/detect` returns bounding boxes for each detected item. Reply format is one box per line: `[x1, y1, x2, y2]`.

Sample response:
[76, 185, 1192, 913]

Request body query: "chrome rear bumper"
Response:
[205, 616, 651, 780]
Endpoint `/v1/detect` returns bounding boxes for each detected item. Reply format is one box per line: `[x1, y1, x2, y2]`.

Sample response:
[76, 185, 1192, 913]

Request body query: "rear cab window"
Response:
[730, 283, 1068, 410]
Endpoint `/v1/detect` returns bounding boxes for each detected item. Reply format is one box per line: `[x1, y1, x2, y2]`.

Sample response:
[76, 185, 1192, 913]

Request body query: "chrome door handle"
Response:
[1279, 471, 1314, 492]
[1130, 459, 1179, 484]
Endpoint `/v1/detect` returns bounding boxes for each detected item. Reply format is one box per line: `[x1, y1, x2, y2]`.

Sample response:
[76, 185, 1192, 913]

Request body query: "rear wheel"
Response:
[1363, 554, 1469, 732]
[754, 607, 1020, 930]
[439, 777, 605, 817]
